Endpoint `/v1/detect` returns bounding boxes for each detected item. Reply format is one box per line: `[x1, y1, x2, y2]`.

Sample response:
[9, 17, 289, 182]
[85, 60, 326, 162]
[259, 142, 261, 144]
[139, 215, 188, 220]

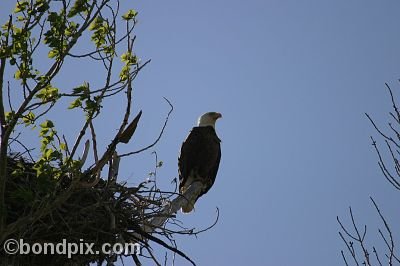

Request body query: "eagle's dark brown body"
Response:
[178, 126, 221, 212]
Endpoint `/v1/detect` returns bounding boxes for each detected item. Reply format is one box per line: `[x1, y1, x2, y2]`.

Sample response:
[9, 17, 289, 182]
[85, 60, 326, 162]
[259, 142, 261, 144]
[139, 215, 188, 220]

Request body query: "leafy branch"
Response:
[0, 1, 218, 265]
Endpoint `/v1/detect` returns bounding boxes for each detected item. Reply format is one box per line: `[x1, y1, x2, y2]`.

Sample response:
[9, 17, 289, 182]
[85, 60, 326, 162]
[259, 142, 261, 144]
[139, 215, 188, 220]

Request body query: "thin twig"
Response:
[119, 97, 173, 158]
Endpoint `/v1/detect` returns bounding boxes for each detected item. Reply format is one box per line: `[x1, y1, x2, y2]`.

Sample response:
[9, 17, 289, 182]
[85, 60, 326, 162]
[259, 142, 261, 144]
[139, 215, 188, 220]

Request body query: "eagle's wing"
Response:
[178, 127, 221, 197]
[198, 134, 221, 198]
[178, 128, 200, 191]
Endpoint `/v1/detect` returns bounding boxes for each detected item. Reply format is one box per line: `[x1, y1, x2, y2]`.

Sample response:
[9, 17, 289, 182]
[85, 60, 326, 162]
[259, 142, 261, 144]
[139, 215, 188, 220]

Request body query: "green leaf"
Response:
[60, 143, 67, 151]
[89, 17, 110, 48]
[119, 65, 130, 81]
[68, 98, 82, 109]
[14, 70, 21, 80]
[5, 111, 15, 122]
[39, 128, 48, 137]
[17, 16, 26, 22]
[1, 21, 11, 31]
[22, 111, 35, 126]
[103, 45, 114, 55]
[35, 85, 60, 102]
[45, 148, 53, 160]
[34, 0, 49, 13]
[48, 49, 59, 59]
[72, 82, 89, 94]
[43, 11, 67, 55]
[14, 1, 29, 13]
[121, 52, 137, 65]
[40, 137, 49, 149]
[65, 21, 79, 37]
[40, 120, 54, 129]
[68, 0, 87, 18]
[122, 9, 138, 21]
[89, 17, 104, 31]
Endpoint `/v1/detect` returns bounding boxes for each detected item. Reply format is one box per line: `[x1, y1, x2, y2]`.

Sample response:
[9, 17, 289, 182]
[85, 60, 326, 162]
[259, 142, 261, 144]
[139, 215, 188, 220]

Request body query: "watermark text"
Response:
[3, 238, 140, 258]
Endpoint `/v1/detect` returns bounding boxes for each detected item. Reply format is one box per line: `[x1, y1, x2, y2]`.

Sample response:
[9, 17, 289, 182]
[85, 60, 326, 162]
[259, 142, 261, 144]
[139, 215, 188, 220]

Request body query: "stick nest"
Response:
[2, 153, 169, 265]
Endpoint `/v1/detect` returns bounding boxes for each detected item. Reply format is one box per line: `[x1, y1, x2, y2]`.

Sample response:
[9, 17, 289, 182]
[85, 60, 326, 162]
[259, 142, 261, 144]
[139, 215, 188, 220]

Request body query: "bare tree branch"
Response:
[120, 97, 173, 158]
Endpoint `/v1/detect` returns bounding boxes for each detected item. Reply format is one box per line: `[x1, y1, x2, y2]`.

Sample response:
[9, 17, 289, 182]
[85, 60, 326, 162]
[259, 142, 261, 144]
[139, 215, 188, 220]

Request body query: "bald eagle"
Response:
[178, 112, 222, 213]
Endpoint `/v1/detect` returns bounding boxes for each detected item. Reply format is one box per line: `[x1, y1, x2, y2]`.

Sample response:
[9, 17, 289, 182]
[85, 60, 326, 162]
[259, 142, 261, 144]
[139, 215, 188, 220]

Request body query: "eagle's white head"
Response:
[197, 112, 222, 128]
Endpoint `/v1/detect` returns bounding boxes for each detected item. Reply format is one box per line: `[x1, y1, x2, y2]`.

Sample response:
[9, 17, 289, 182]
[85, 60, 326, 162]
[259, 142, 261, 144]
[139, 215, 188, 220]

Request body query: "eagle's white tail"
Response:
[181, 198, 196, 213]
[180, 180, 201, 213]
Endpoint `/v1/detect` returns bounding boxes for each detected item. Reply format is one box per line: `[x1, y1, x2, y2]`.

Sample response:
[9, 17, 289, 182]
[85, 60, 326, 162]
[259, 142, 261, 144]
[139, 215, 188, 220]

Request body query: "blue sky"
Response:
[3, 0, 400, 265]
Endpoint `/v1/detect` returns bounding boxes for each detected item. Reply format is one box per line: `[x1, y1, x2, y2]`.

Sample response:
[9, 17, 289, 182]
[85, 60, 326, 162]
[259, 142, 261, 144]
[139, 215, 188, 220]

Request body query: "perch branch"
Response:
[149, 181, 203, 229]
[80, 140, 90, 166]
